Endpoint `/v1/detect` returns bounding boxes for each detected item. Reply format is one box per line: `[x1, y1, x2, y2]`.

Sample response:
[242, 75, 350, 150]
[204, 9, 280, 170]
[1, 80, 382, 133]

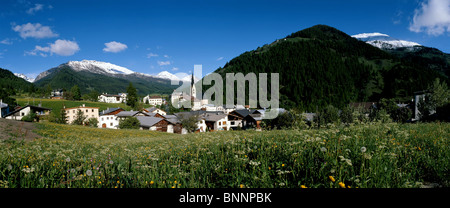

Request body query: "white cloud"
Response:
[409, 0, 450, 36]
[12, 23, 58, 39]
[26, 39, 79, 57]
[216, 56, 224, 61]
[50, 39, 80, 56]
[157, 61, 171, 66]
[26, 4, 44, 14]
[172, 67, 179, 71]
[103, 41, 128, 53]
[163, 54, 170, 58]
[147, 52, 158, 58]
[0, 38, 13, 45]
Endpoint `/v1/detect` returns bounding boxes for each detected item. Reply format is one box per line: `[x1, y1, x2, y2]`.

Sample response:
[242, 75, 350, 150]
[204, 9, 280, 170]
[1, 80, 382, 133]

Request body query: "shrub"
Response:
[119, 117, 140, 129]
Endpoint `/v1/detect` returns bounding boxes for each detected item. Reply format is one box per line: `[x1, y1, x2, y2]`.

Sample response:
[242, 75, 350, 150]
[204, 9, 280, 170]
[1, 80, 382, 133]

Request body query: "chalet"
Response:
[228, 109, 262, 129]
[115, 110, 151, 120]
[99, 108, 124, 129]
[162, 114, 184, 134]
[64, 104, 99, 124]
[203, 113, 229, 131]
[143, 95, 163, 106]
[5, 105, 51, 121]
[98, 93, 127, 104]
[0, 100, 9, 118]
[143, 107, 167, 116]
[51, 89, 64, 99]
[136, 117, 171, 132]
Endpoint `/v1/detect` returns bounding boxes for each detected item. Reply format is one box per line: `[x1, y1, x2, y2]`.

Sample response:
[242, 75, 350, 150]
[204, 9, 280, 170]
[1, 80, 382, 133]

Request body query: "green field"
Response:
[0, 121, 448, 188]
[15, 98, 153, 113]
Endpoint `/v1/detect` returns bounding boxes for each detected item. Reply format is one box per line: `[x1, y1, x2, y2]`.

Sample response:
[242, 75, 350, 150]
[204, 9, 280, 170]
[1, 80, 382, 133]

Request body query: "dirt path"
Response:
[0, 119, 42, 141]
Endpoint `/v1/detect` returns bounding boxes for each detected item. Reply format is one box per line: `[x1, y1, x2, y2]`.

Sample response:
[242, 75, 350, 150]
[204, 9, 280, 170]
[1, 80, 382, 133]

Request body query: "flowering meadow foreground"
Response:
[0, 122, 448, 188]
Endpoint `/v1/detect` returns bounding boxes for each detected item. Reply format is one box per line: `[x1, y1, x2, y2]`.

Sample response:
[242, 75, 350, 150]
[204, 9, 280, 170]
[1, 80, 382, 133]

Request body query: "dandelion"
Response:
[300, 185, 307, 188]
[86, 170, 92, 176]
[109, 160, 114, 165]
[339, 182, 346, 188]
[240, 184, 244, 188]
[66, 157, 71, 162]
[282, 164, 285, 167]
[150, 181, 154, 185]
[361, 147, 367, 153]
[329, 176, 336, 182]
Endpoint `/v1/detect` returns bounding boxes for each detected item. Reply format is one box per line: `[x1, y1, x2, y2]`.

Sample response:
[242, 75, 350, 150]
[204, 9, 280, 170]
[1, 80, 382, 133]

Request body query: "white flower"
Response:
[361, 147, 367, 153]
[109, 160, 114, 165]
[66, 157, 71, 162]
[7, 164, 12, 170]
[320, 147, 327, 152]
[86, 170, 92, 176]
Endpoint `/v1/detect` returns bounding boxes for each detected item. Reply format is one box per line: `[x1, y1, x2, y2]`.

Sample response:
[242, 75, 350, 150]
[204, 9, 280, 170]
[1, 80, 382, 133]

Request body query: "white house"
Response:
[143, 95, 163, 106]
[0, 100, 9, 118]
[98, 108, 124, 129]
[5, 105, 51, 121]
[98, 93, 127, 103]
[143, 107, 167, 116]
[64, 104, 99, 124]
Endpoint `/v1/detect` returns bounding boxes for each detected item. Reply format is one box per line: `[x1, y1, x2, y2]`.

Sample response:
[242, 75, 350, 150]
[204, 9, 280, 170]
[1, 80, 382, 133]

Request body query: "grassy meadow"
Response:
[14, 98, 153, 113]
[0, 121, 448, 188]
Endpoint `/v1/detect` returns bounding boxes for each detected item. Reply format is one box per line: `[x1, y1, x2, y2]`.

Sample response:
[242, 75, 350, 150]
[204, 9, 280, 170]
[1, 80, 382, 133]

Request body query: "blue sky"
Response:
[1, 0, 449, 79]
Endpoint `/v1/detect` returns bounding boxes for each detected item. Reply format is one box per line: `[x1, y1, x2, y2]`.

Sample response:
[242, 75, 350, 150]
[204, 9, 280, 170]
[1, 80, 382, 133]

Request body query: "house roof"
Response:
[5, 105, 51, 117]
[116, 111, 149, 117]
[136, 117, 164, 128]
[100, 108, 123, 116]
[231, 109, 260, 118]
[204, 113, 227, 122]
[0, 102, 8, 108]
[64, 106, 99, 110]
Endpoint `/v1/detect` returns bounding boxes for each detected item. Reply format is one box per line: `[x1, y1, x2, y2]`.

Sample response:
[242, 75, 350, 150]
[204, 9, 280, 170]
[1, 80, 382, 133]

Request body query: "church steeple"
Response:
[191, 71, 196, 98]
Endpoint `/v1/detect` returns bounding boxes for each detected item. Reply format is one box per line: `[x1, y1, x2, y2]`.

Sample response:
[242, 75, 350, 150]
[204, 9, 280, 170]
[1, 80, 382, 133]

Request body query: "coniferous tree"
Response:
[126, 82, 138, 109]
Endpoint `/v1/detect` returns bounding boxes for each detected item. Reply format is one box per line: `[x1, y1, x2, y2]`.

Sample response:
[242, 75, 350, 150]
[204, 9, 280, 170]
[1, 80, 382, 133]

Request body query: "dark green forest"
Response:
[203, 25, 449, 112]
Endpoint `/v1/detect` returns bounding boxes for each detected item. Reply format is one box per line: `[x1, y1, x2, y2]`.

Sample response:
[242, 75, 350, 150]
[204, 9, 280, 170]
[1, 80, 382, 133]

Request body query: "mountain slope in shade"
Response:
[204, 24, 449, 111]
[352, 33, 421, 50]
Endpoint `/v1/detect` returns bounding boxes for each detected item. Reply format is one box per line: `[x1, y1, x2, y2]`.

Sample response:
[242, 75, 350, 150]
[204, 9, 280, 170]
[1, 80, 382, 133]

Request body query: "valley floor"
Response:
[0, 121, 448, 188]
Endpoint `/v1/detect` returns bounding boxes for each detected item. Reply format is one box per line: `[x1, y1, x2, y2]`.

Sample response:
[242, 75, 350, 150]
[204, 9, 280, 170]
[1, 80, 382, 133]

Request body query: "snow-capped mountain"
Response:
[66, 60, 135, 75]
[352, 33, 421, 50]
[156, 71, 200, 83]
[14, 73, 35, 83]
[34, 60, 201, 84]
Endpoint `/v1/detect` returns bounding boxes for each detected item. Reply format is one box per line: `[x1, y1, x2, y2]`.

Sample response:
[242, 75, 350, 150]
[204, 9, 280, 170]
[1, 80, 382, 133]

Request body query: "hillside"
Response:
[34, 65, 178, 95]
[204, 25, 449, 111]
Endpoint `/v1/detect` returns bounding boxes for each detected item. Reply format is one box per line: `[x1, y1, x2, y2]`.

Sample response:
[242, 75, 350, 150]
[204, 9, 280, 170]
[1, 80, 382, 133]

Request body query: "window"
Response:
[73, 110, 75, 113]
[92, 109, 94, 112]
[231, 121, 235, 125]
[222, 121, 226, 125]
[86, 110, 88, 113]
[110, 123, 113, 126]
[21, 112, 25, 116]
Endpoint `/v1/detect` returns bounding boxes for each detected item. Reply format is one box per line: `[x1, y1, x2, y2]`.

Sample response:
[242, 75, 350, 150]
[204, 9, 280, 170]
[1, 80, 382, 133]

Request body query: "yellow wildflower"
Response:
[339, 182, 346, 188]
[329, 176, 335, 182]
[300, 185, 307, 188]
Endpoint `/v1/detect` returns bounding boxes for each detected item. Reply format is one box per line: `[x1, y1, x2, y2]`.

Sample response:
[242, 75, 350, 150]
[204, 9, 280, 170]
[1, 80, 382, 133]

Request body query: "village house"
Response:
[51, 89, 64, 100]
[64, 104, 99, 124]
[98, 93, 127, 104]
[136, 116, 173, 132]
[0, 100, 9, 118]
[228, 109, 262, 130]
[4, 105, 51, 121]
[98, 108, 124, 129]
[115, 110, 151, 121]
[143, 107, 167, 116]
[143, 95, 164, 106]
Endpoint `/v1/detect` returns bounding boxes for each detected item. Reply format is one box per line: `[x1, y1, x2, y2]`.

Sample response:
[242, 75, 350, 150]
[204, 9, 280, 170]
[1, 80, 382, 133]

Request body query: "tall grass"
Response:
[0, 122, 448, 188]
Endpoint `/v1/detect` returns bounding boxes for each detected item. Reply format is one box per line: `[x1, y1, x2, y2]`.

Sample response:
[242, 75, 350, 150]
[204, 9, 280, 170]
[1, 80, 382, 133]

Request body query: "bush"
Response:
[87, 118, 99, 128]
[21, 111, 37, 122]
[119, 117, 140, 129]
